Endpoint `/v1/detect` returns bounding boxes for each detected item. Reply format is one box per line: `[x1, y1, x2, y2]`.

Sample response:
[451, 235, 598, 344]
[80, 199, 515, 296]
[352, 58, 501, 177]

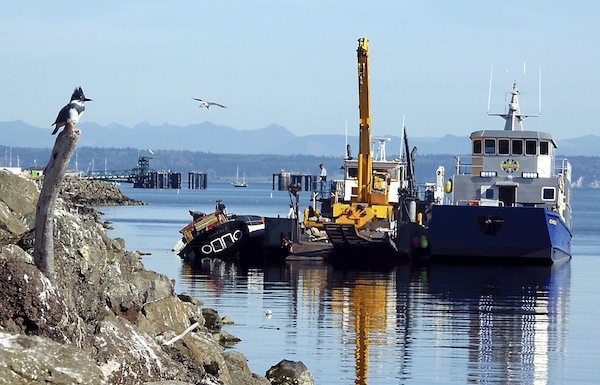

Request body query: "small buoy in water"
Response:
[265, 309, 272, 317]
[270, 192, 273, 198]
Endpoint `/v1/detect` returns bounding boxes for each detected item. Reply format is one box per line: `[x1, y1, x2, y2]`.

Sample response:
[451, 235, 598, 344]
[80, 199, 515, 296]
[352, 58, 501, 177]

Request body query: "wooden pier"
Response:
[133, 171, 181, 189]
[187, 172, 208, 190]
[272, 172, 315, 191]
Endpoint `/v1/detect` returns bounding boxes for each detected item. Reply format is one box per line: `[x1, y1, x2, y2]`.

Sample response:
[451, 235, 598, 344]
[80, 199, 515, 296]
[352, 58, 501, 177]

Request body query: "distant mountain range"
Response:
[1, 120, 598, 156]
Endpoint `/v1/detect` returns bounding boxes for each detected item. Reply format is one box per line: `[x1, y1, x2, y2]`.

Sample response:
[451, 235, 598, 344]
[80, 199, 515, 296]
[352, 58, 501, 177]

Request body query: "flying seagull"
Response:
[51, 87, 92, 134]
[193, 98, 227, 109]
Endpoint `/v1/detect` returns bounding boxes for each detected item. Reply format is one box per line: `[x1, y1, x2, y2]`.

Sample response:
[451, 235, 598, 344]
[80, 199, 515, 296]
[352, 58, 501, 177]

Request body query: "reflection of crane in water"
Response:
[329, 271, 414, 385]
[282, 253, 416, 384]
[351, 279, 388, 384]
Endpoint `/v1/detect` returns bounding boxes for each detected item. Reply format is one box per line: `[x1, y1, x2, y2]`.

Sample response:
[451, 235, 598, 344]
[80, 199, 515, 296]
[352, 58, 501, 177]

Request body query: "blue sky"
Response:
[1, 1, 598, 140]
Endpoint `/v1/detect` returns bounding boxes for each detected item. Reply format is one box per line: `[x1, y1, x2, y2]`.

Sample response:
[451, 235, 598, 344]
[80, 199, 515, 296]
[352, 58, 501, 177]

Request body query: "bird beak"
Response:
[84, 98, 93, 102]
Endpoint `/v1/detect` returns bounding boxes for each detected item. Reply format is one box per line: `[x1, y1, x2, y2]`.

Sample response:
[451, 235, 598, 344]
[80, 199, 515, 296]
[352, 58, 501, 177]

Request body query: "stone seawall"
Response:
[0, 170, 313, 385]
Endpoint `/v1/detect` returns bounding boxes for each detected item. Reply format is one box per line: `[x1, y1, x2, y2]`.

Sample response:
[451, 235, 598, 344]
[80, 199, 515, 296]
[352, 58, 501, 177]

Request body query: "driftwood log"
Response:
[33, 122, 80, 282]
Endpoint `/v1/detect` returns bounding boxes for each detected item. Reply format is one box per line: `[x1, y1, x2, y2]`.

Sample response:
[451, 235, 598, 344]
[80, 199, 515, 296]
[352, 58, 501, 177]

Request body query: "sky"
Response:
[0, 1, 598, 140]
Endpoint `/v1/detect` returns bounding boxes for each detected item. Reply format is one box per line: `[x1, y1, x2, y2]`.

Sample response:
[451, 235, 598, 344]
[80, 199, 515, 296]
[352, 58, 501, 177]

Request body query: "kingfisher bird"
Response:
[51, 87, 92, 135]
[192, 98, 226, 109]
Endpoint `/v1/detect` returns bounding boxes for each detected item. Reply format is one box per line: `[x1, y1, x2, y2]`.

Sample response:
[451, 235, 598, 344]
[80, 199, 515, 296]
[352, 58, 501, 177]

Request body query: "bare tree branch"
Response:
[33, 122, 80, 282]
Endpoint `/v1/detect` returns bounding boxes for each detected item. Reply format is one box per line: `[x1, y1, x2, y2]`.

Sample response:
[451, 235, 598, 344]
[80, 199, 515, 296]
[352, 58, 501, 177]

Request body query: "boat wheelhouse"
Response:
[341, 137, 413, 205]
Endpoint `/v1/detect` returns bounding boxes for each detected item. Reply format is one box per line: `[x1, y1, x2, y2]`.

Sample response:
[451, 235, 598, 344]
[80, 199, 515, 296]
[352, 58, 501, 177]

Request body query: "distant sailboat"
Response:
[232, 166, 247, 187]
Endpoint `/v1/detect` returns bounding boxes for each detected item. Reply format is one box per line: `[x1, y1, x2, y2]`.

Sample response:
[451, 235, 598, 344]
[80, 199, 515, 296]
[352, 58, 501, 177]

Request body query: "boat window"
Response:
[473, 139, 482, 154]
[347, 167, 358, 178]
[540, 141, 549, 155]
[484, 139, 496, 155]
[525, 140, 537, 155]
[542, 187, 555, 201]
[512, 139, 523, 155]
[485, 188, 494, 199]
[498, 139, 510, 155]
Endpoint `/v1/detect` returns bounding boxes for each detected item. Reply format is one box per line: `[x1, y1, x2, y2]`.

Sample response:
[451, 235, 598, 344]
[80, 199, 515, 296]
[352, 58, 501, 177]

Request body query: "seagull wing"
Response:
[193, 98, 226, 108]
[192, 98, 210, 108]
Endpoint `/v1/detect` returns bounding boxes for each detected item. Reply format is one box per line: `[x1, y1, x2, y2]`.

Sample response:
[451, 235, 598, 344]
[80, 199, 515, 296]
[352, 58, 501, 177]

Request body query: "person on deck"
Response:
[215, 199, 227, 215]
[189, 210, 205, 221]
[214, 199, 227, 224]
[318, 163, 327, 197]
[287, 204, 297, 219]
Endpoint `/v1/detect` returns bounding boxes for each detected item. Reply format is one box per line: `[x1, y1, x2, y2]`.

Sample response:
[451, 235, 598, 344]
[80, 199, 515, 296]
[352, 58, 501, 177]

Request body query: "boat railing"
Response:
[243, 217, 265, 226]
[554, 158, 572, 180]
[454, 156, 473, 175]
[311, 179, 340, 199]
[332, 180, 345, 196]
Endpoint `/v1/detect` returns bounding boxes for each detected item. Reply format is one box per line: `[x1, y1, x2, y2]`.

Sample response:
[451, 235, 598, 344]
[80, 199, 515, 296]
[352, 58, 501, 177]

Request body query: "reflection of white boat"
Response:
[232, 166, 247, 187]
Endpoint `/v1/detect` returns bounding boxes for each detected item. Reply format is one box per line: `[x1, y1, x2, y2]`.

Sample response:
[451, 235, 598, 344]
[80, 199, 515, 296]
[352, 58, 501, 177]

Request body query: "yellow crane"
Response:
[332, 38, 394, 229]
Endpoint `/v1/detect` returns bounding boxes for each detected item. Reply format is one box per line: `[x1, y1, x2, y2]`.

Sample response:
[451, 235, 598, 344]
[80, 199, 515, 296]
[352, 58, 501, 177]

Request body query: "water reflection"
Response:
[418, 263, 570, 385]
[178, 260, 570, 385]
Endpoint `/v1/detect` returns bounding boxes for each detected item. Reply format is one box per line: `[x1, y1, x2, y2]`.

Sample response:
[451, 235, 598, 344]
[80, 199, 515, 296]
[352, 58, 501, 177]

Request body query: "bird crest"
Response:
[70, 87, 92, 102]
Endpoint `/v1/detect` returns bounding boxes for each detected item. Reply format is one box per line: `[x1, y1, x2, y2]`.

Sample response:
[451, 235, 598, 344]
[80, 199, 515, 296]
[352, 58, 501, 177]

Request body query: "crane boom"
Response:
[356, 37, 373, 203]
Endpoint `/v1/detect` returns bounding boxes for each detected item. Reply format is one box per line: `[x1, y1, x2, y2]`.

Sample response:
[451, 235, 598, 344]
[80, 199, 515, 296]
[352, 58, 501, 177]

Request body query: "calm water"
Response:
[101, 182, 600, 384]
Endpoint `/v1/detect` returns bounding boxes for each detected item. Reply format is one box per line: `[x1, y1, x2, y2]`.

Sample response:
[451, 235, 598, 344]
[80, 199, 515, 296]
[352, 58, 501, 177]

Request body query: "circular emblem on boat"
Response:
[500, 159, 520, 173]
[201, 244, 213, 254]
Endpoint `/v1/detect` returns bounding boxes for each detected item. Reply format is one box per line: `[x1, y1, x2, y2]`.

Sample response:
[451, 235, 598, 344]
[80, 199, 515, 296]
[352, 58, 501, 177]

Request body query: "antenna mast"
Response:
[504, 69, 509, 112]
[487, 65, 493, 114]
[522, 61, 526, 114]
[538, 67, 542, 115]
[399, 115, 406, 160]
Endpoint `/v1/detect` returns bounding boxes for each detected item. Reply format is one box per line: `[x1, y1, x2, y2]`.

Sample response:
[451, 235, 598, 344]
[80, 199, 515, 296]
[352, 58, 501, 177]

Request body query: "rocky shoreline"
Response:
[0, 171, 314, 385]
[60, 178, 146, 207]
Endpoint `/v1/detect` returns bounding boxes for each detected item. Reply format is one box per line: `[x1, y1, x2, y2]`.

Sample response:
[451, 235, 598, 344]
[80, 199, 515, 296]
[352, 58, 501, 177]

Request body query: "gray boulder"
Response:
[224, 351, 270, 385]
[266, 359, 315, 385]
[0, 170, 38, 247]
[0, 331, 105, 384]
